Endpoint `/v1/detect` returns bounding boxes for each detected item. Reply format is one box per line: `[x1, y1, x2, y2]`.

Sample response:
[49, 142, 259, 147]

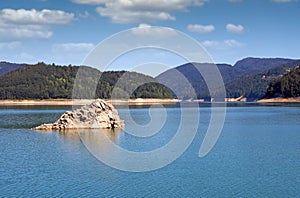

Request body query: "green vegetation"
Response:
[225, 61, 300, 100]
[2, 58, 300, 101]
[156, 58, 300, 101]
[0, 62, 174, 99]
[264, 66, 300, 98]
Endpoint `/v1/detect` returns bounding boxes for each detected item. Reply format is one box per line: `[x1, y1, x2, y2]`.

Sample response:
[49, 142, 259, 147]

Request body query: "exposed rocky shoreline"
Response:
[32, 99, 124, 131]
[257, 97, 300, 103]
[0, 98, 180, 106]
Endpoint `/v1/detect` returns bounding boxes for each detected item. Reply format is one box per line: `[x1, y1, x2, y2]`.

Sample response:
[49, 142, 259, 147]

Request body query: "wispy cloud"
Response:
[226, 23, 244, 34]
[271, 0, 297, 2]
[202, 39, 245, 50]
[187, 24, 215, 33]
[0, 9, 74, 40]
[52, 43, 95, 53]
[0, 41, 21, 49]
[130, 24, 177, 39]
[72, 0, 208, 23]
[228, 0, 242, 2]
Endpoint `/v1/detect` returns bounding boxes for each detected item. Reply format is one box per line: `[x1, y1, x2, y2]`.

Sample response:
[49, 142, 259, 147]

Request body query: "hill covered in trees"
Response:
[156, 58, 298, 100]
[263, 66, 300, 98]
[1, 57, 300, 101]
[225, 61, 300, 100]
[0, 62, 174, 99]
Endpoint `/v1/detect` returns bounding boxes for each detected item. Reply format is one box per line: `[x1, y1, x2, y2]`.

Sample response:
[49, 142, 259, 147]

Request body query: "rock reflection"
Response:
[78, 128, 122, 157]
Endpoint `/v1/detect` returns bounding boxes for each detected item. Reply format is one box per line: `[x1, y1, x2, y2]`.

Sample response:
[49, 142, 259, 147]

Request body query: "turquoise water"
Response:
[0, 104, 299, 197]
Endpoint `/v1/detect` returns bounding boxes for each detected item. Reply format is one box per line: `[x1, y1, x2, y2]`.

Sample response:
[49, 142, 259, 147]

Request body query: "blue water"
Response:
[0, 104, 299, 197]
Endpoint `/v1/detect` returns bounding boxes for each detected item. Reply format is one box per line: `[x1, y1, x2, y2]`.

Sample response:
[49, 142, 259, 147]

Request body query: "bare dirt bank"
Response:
[0, 98, 181, 106]
[257, 97, 300, 103]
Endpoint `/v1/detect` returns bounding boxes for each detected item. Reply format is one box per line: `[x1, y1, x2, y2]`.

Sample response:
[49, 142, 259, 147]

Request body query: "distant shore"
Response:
[257, 97, 300, 103]
[1, 97, 300, 106]
[0, 98, 181, 106]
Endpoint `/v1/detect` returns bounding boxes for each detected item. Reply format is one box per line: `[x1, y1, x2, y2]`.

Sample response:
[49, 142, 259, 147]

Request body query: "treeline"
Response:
[225, 61, 300, 100]
[156, 58, 298, 100]
[0, 62, 174, 99]
[264, 66, 300, 98]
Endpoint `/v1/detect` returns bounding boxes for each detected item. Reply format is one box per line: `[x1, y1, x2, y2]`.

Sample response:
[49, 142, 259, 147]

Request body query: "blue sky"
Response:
[0, 0, 299, 74]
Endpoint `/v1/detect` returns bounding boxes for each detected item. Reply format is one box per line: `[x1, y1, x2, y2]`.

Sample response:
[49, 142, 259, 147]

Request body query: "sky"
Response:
[0, 0, 299, 75]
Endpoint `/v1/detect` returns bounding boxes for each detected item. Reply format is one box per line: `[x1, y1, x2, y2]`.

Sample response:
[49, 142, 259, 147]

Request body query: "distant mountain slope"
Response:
[263, 66, 300, 98]
[156, 57, 298, 100]
[233, 57, 295, 74]
[156, 63, 244, 99]
[0, 63, 173, 99]
[0, 62, 26, 76]
[225, 60, 300, 100]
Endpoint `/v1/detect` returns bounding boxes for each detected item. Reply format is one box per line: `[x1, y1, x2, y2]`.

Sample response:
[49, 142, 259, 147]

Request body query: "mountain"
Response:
[0, 62, 173, 100]
[156, 58, 298, 100]
[225, 60, 300, 100]
[233, 57, 295, 74]
[0, 61, 26, 76]
[263, 66, 300, 98]
[156, 63, 244, 99]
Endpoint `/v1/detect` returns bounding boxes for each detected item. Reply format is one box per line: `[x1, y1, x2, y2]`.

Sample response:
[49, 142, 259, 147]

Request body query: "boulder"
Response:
[32, 99, 124, 131]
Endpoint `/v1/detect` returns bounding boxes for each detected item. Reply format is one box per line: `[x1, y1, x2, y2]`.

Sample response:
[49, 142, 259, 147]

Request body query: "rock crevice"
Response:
[32, 99, 124, 131]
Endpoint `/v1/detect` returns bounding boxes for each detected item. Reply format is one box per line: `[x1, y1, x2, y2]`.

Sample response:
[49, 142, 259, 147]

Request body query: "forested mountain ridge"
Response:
[225, 60, 300, 100]
[232, 57, 295, 74]
[1, 57, 299, 101]
[263, 66, 300, 98]
[0, 62, 174, 99]
[0, 61, 26, 76]
[156, 58, 298, 100]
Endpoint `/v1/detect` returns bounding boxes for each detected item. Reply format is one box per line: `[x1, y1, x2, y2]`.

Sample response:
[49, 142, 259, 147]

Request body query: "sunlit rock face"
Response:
[32, 99, 124, 131]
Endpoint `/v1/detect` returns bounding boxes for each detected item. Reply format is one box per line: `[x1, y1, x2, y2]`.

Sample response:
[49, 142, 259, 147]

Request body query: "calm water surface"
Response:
[0, 103, 299, 197]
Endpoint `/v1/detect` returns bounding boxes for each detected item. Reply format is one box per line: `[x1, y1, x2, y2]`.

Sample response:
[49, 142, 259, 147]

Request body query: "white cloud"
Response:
[202, 39, 244, 50]
[228, 0, 242, 2]
[0, 9, 74, 25]
[202, 40, 220, 48]
[131, 24, 177, 37]
[72, 0, 208, 23]
[14, 52, 37, 63]
[0, 24, 52, 40]
[79, 11, 91, 18]
[72, 0, 109, 4]
[272, 0, 296, 2]
[0, 9, 74, 40]
[223, 39, 244, 47]
[0, 41, 21, 49]
[226, 23, 244, 34]
[52, 43, 95, 53]
[187, 24, 215, 33]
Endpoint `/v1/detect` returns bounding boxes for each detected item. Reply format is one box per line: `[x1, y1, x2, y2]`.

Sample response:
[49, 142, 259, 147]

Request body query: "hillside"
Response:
[263, 66, 300, 98]
[156, 57, 297, 100]
[0, 63, 173, 100]
[156, 63, 244, 99]
[0, 62, 26, 76]
[233, 57, 294, 74]
[225, 61, 300, 100]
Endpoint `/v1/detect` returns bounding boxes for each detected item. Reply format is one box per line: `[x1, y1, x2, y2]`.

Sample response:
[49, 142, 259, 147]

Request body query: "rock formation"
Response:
[32, 99, 124, 131]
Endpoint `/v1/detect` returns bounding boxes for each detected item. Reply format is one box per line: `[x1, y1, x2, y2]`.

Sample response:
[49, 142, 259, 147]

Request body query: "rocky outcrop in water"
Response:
[32, 99, 124, 131]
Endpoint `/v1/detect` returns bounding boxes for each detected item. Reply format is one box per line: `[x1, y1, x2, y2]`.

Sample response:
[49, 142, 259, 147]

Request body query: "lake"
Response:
[0, 103, 299, 197]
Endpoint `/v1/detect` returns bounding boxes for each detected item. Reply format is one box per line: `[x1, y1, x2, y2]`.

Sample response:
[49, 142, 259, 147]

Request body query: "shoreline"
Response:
[1, 97, 300, 106]
[0, 98, 182, 106]
[257, 97, 300, 103]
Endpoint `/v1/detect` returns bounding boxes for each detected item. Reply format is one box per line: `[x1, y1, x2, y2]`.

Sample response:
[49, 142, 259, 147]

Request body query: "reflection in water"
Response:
[78, 128, 121, 143]
[78, 128, 126, 170]
[77, 129, 121, 159]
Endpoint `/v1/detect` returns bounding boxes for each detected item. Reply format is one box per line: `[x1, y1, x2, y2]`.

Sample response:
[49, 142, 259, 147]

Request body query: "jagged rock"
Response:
[32, 99, 124, 131]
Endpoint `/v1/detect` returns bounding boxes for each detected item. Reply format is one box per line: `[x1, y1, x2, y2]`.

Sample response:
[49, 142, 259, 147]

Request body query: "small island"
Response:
[32, 99, 124, 131]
